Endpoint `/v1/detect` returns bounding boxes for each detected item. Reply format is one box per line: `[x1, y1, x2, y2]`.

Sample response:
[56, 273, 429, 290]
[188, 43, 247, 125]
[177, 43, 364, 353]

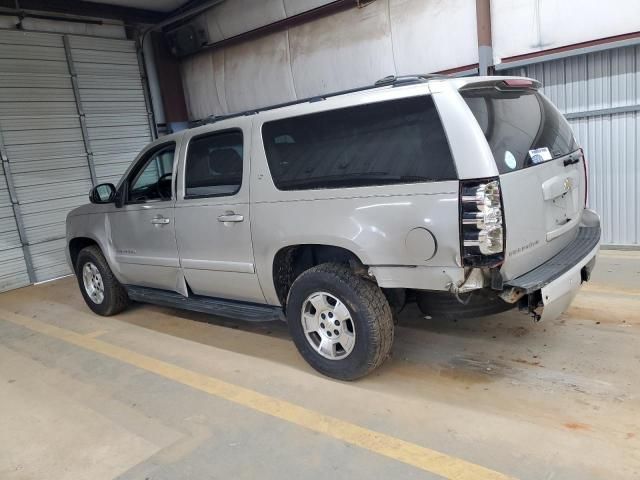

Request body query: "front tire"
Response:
[76, 245, 129, 316]
[286, 264, 394, 380]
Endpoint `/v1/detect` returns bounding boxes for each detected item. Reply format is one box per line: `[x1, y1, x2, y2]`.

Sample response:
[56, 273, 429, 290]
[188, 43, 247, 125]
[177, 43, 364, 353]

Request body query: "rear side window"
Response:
[184, 130, 243, 199]
[461, 88, 578, 174]
[262, 96, 456, 190]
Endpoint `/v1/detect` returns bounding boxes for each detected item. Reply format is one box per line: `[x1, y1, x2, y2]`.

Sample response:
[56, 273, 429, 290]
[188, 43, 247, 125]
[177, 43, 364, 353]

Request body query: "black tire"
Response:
[286, 263, 394, 380]
[416, 289, 515, 320]
[75, 245, 129, 316]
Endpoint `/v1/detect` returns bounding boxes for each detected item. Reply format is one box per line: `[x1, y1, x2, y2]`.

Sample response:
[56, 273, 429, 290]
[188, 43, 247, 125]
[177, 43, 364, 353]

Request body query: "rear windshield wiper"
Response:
[562, 151, 582, 167]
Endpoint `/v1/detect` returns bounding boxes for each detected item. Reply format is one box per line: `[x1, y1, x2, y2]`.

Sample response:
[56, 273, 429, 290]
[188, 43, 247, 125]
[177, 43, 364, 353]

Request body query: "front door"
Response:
[108, 141, 182, 291]
[174, 121, 265, 303]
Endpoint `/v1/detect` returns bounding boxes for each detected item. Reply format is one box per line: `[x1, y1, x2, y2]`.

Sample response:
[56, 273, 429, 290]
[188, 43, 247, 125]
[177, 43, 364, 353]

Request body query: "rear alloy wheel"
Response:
[287, 263, 394, 380]
[301, 291, 356, 360]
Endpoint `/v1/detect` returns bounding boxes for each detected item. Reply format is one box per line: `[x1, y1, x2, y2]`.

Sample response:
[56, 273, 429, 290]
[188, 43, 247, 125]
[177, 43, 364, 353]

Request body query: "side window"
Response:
[184, 130, 243, 199]
[128, 144, 175, 203]
[261, 96, 457, 191]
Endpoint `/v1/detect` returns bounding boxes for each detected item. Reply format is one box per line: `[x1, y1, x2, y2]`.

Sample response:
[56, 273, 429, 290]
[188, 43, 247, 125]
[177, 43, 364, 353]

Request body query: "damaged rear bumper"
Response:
[504, 209, 601, 321]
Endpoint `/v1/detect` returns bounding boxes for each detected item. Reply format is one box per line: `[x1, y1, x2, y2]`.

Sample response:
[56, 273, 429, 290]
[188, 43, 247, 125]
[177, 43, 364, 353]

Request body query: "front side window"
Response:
[128, 144, 175, 203]
[261, 96, 456, 191]
[184, 130, 243, 199]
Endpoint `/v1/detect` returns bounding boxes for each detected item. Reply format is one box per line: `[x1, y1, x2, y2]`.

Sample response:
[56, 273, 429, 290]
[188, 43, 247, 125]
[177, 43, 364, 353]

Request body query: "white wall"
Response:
[181, 0, 640, 121]
[181, 0, 478, 120]
[492, 0, 640, 65]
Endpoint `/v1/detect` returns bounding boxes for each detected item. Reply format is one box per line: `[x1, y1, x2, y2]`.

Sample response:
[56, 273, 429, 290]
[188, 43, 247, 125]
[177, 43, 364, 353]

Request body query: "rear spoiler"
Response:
[459, 78, 542, 92]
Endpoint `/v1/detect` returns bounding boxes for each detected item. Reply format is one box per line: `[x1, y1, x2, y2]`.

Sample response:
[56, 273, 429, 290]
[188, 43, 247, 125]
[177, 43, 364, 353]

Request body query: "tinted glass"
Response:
[185, 131, 243, 198]
[128, 145, 175, 202]
[262, 96, 456, 190]
[462, 89, 578, 174]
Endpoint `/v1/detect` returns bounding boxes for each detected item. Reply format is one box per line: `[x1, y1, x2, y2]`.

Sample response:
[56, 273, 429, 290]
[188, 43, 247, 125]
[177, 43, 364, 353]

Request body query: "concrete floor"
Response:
[0, 250, 638, 480]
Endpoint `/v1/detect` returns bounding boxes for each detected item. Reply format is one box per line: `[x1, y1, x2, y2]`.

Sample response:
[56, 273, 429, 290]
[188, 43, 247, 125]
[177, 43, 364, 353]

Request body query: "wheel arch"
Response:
[68, 237, 100, 272]
[271, 243, 368, 308]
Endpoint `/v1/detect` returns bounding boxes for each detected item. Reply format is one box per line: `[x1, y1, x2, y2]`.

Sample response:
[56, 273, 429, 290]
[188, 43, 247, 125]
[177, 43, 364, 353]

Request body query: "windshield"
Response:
[461, 88, 578, 174]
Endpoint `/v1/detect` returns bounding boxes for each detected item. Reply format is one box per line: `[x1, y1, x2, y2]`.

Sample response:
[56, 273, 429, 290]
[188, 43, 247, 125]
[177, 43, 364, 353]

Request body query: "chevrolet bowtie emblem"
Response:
[564, 178, 573, 191]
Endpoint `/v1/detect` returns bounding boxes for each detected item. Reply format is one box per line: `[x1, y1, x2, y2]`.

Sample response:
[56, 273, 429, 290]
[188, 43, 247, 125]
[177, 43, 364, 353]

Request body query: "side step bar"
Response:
[125, 286, 285, 323]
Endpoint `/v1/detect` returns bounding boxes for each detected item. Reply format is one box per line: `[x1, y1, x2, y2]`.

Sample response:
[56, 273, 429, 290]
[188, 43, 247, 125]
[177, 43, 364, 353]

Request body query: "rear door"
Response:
[174, 120, 265, 303]
[461, 84, 586, 280]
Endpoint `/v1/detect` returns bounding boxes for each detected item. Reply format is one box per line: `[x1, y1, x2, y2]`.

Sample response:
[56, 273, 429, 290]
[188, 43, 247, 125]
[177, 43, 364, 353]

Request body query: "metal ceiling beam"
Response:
[0, 0, 164, 24]
[141, 0, 224, 39]
[195, 0, 358, 53]
[495, 31, 640, 71]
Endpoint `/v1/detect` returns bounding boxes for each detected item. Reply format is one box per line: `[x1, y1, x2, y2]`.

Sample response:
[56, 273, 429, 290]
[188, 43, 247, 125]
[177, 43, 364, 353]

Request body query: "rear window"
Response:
[461, 88, 578, 174]
[262, 96, 456, 191]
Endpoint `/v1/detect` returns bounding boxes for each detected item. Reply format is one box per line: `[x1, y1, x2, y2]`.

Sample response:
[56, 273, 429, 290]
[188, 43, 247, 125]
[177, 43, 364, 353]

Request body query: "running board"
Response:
[125, 286, 285, 322]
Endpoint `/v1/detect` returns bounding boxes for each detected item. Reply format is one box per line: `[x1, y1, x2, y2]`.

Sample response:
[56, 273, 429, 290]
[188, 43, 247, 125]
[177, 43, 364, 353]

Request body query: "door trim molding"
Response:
[181, 259, 255, 274]
[115, 254, 180, 268]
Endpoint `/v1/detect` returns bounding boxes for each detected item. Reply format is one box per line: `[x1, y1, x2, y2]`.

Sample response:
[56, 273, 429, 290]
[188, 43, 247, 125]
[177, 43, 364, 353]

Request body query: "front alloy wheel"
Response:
[75, 245, 129, 316]
[82, 261, 104, 304]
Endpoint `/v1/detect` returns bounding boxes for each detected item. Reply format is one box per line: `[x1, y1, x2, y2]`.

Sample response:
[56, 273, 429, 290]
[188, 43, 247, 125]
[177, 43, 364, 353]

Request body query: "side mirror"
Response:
[89, 183, 116, 204]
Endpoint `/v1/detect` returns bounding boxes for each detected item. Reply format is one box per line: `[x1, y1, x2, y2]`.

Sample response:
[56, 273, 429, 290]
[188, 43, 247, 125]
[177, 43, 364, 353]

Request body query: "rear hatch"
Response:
[461, 80, 586, 281]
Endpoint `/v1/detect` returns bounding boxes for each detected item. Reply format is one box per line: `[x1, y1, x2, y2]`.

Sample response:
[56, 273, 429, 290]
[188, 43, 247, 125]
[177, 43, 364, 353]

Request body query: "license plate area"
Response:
[542, 170, 581, 240]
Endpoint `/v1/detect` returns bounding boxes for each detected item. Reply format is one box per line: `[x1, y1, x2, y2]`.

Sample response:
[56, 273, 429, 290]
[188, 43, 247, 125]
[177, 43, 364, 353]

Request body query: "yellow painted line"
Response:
[84, 329, 109, 339]
[0, 308, 513, 480]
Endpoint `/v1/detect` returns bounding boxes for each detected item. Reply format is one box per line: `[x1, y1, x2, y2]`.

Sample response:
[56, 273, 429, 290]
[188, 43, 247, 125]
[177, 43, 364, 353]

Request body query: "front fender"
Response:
[66, 211, 123, 282]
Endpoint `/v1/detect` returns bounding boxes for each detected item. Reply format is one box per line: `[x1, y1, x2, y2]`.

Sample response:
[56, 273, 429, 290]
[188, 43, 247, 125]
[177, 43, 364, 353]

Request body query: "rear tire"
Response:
[76, 245, 129, 316]
[286, 263, 394, 380]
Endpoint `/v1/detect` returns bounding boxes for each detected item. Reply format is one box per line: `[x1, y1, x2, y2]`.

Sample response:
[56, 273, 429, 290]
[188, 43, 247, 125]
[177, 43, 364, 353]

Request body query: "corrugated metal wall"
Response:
[0, 30, 90, 283]
[504, 45, 640, 246]
[0, 164, 30, 292]
[0, 29, 152, 290]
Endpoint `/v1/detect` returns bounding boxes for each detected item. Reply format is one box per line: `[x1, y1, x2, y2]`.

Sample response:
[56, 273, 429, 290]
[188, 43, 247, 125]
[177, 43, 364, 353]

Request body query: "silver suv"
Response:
[66, 75, 600, 380]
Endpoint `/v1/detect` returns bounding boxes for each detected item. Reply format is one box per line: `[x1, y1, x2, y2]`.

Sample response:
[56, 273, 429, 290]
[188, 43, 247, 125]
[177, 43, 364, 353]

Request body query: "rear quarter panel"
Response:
[249, 87, 464, 305]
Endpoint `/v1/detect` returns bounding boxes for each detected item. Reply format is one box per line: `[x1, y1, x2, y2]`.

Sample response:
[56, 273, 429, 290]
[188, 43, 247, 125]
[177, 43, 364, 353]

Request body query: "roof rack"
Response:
[196, 73, 444, 127]
[374, 74, 447, 86]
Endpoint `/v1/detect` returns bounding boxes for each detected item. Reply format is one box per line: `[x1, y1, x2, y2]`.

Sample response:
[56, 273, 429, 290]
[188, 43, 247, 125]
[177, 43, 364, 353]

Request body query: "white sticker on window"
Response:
[528, 147, 553, 164]
[504, 150, 517, 170]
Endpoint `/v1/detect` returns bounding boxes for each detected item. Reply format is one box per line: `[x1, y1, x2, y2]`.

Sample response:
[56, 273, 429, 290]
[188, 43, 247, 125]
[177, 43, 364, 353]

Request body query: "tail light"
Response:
[579, 147, 588, 207]
[460, 178, 505, 266]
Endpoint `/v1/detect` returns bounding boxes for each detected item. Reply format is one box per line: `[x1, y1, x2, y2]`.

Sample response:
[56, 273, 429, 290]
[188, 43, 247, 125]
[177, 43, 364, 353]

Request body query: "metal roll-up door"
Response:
[68, 36, 153, 186]
[0, 29, 91, 283]
[0, 29, 155, 289]
[0, 166, 30, 292]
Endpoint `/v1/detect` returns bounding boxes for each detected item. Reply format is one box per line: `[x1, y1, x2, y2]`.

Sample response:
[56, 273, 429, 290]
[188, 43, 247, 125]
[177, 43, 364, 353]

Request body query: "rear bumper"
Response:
[505, 209, 601, 321]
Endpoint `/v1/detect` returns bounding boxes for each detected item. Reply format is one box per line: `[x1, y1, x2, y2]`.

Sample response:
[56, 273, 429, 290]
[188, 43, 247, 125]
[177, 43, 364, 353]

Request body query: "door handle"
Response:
[151, 216, 171, 225]
[217, 212, 244, 223]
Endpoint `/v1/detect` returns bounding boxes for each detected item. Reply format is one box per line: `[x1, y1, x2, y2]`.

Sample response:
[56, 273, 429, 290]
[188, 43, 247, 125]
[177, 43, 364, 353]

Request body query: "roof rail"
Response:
[196, 73, 441, 127]
[374, 74, 447, 86]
